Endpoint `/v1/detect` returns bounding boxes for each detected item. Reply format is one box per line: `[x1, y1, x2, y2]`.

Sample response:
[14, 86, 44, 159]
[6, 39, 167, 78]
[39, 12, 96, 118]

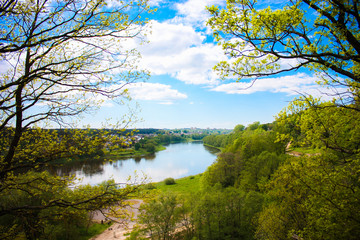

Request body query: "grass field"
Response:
[153, 174, 203, 195]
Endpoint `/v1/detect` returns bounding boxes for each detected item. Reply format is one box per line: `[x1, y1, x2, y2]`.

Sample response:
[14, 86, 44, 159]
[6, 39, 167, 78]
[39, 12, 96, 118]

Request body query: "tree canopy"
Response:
[205, 2, 360, 239]
[0, 0, 151, 238]
[207, 0, 360, 104]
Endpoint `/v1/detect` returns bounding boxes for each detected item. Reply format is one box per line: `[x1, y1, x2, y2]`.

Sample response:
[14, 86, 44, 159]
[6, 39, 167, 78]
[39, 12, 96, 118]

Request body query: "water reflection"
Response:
[204, 145, 221, 155]
[49, 142, 218, 185]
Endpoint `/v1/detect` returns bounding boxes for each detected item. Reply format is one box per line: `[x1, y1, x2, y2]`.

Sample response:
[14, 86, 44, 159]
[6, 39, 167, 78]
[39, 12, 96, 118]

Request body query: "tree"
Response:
[207, 0, 360, 105]
[256, 96, 360, 239]
[137, 193, 181, 240]
[234, 124, 245, 133]
[256, 153, 360, 240]
[144, 142, 156, 153]
[0, 0, 17, 15]
[201, 152, 241, 188]
[276, 96, 360, 155]
[189, 186, 262, 240]
[135, 142, 141, 151]
[0, 0, 151, 238]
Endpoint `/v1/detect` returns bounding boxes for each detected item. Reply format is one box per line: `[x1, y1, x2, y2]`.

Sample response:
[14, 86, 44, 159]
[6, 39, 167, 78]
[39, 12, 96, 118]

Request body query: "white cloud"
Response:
[148, 0, 167, 7]
[126, 82, 187, 104]
[210, 73, 343, 100]
[174, 0, 225, 25]
[0, 59, 12, 74]
[140, 20, 205, 56]
[138, 20, 226, 85]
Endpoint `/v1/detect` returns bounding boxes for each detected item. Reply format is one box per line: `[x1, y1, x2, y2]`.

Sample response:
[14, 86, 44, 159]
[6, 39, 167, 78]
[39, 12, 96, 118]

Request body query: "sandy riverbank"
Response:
[90, 199, 143, 240]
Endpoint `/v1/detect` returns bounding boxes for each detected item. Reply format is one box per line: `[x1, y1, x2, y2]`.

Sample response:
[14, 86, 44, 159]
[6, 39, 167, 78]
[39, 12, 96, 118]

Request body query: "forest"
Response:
[1, 0, 359, 239]
[130, 111, 360, 239]
[126, 0, 360, 238]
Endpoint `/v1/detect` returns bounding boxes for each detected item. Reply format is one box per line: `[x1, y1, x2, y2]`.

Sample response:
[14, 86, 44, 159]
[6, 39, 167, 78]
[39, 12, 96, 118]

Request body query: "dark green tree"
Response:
[138, 193, 181, 240]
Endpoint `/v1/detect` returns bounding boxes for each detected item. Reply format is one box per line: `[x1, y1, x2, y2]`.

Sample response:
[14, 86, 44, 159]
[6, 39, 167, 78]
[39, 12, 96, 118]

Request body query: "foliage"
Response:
[145, 108, 360, 240]
[133, 185, 258, 240]
[203, 122, 277, 150]
[256, 153, 360, 240]
[140, 124, 285, 240]
[164, 177, 176, 185]
[276, 96, 360, 154]
[77, 222, 112, 240]
[136, 193, 185, 240]
[0, 0, 151, 239]
[196, 125, 286, 238]
[139, 185, 264, 240]
[256, 97, 360, 240]
[0, 0, 150, 130]
[207, 0, 360, 104]
[205, 2, 360, 238]
[143, 182, 157, 190]
[133, 134, 189, 155]
[0, 170, 141, 239]
[202, 126, 285, 189]
[188, 186, 263, 240]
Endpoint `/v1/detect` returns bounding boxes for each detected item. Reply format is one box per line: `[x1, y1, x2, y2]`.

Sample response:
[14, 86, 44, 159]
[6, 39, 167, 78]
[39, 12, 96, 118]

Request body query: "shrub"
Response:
[143, 183, 157, 190]
[164, 178, 176, 185]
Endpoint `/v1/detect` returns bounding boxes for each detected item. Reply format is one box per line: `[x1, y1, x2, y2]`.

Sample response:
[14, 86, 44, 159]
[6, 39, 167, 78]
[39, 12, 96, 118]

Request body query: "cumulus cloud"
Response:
[210, 73, 343, 100]
[126, 82, 187, 104]
[122, 1, 333, 102]
[138, 20, 226, 85]
[140, 20, 205, 56]
[148, 0, 167, 7]
[174, 0, 225, 26]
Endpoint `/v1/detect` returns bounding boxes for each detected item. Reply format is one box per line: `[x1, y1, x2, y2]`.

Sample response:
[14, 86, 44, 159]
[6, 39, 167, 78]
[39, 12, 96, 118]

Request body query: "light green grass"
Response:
[79, 222, 112, 240]
[154, 174, 202, 195]
[155, 145, 166, 151]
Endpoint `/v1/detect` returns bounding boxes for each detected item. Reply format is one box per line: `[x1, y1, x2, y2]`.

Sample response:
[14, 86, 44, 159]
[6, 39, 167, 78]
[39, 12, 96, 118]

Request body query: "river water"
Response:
[48, 142, 218, 185]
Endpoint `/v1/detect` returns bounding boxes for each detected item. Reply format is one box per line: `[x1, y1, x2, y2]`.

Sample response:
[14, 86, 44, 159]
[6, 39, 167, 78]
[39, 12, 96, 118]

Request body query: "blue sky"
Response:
[82, 0, 331, 129]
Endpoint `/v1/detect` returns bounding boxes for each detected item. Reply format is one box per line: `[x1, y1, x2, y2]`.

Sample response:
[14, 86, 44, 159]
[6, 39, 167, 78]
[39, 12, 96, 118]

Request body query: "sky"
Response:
[82, 0, 331, 130]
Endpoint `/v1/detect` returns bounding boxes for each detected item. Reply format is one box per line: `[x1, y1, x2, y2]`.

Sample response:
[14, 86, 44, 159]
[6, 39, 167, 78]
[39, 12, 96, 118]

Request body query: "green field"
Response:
[153, 174, 203, 195]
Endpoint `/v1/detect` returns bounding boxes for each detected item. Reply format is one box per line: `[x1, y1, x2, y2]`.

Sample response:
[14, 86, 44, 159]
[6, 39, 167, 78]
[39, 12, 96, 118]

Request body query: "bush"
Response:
[143, 183, 157, 190]
[164, 178, 176, 185]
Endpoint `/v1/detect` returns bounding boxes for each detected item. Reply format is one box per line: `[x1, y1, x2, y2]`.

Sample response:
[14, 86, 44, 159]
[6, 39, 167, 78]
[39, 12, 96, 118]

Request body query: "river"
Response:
[47, 142, 219, 185]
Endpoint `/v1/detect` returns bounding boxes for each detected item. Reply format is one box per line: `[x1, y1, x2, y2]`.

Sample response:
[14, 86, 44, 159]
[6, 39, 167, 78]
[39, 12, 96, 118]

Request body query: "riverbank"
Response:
[90, 199, 144, 240]
[137, 173, 203, 198]
[203, 143, 223, 153]
[88, 174, 205, 239]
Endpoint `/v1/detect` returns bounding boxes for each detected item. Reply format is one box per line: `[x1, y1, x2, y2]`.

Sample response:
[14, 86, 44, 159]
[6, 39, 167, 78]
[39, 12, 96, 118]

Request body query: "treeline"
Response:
[130, 131, 216, 155]
[202, 122, 274, 149]
[133, 132, 209, 154]
[134, 134, 187, 153]
[130, 99, 360, 240]
[45, 128, 162, 137]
